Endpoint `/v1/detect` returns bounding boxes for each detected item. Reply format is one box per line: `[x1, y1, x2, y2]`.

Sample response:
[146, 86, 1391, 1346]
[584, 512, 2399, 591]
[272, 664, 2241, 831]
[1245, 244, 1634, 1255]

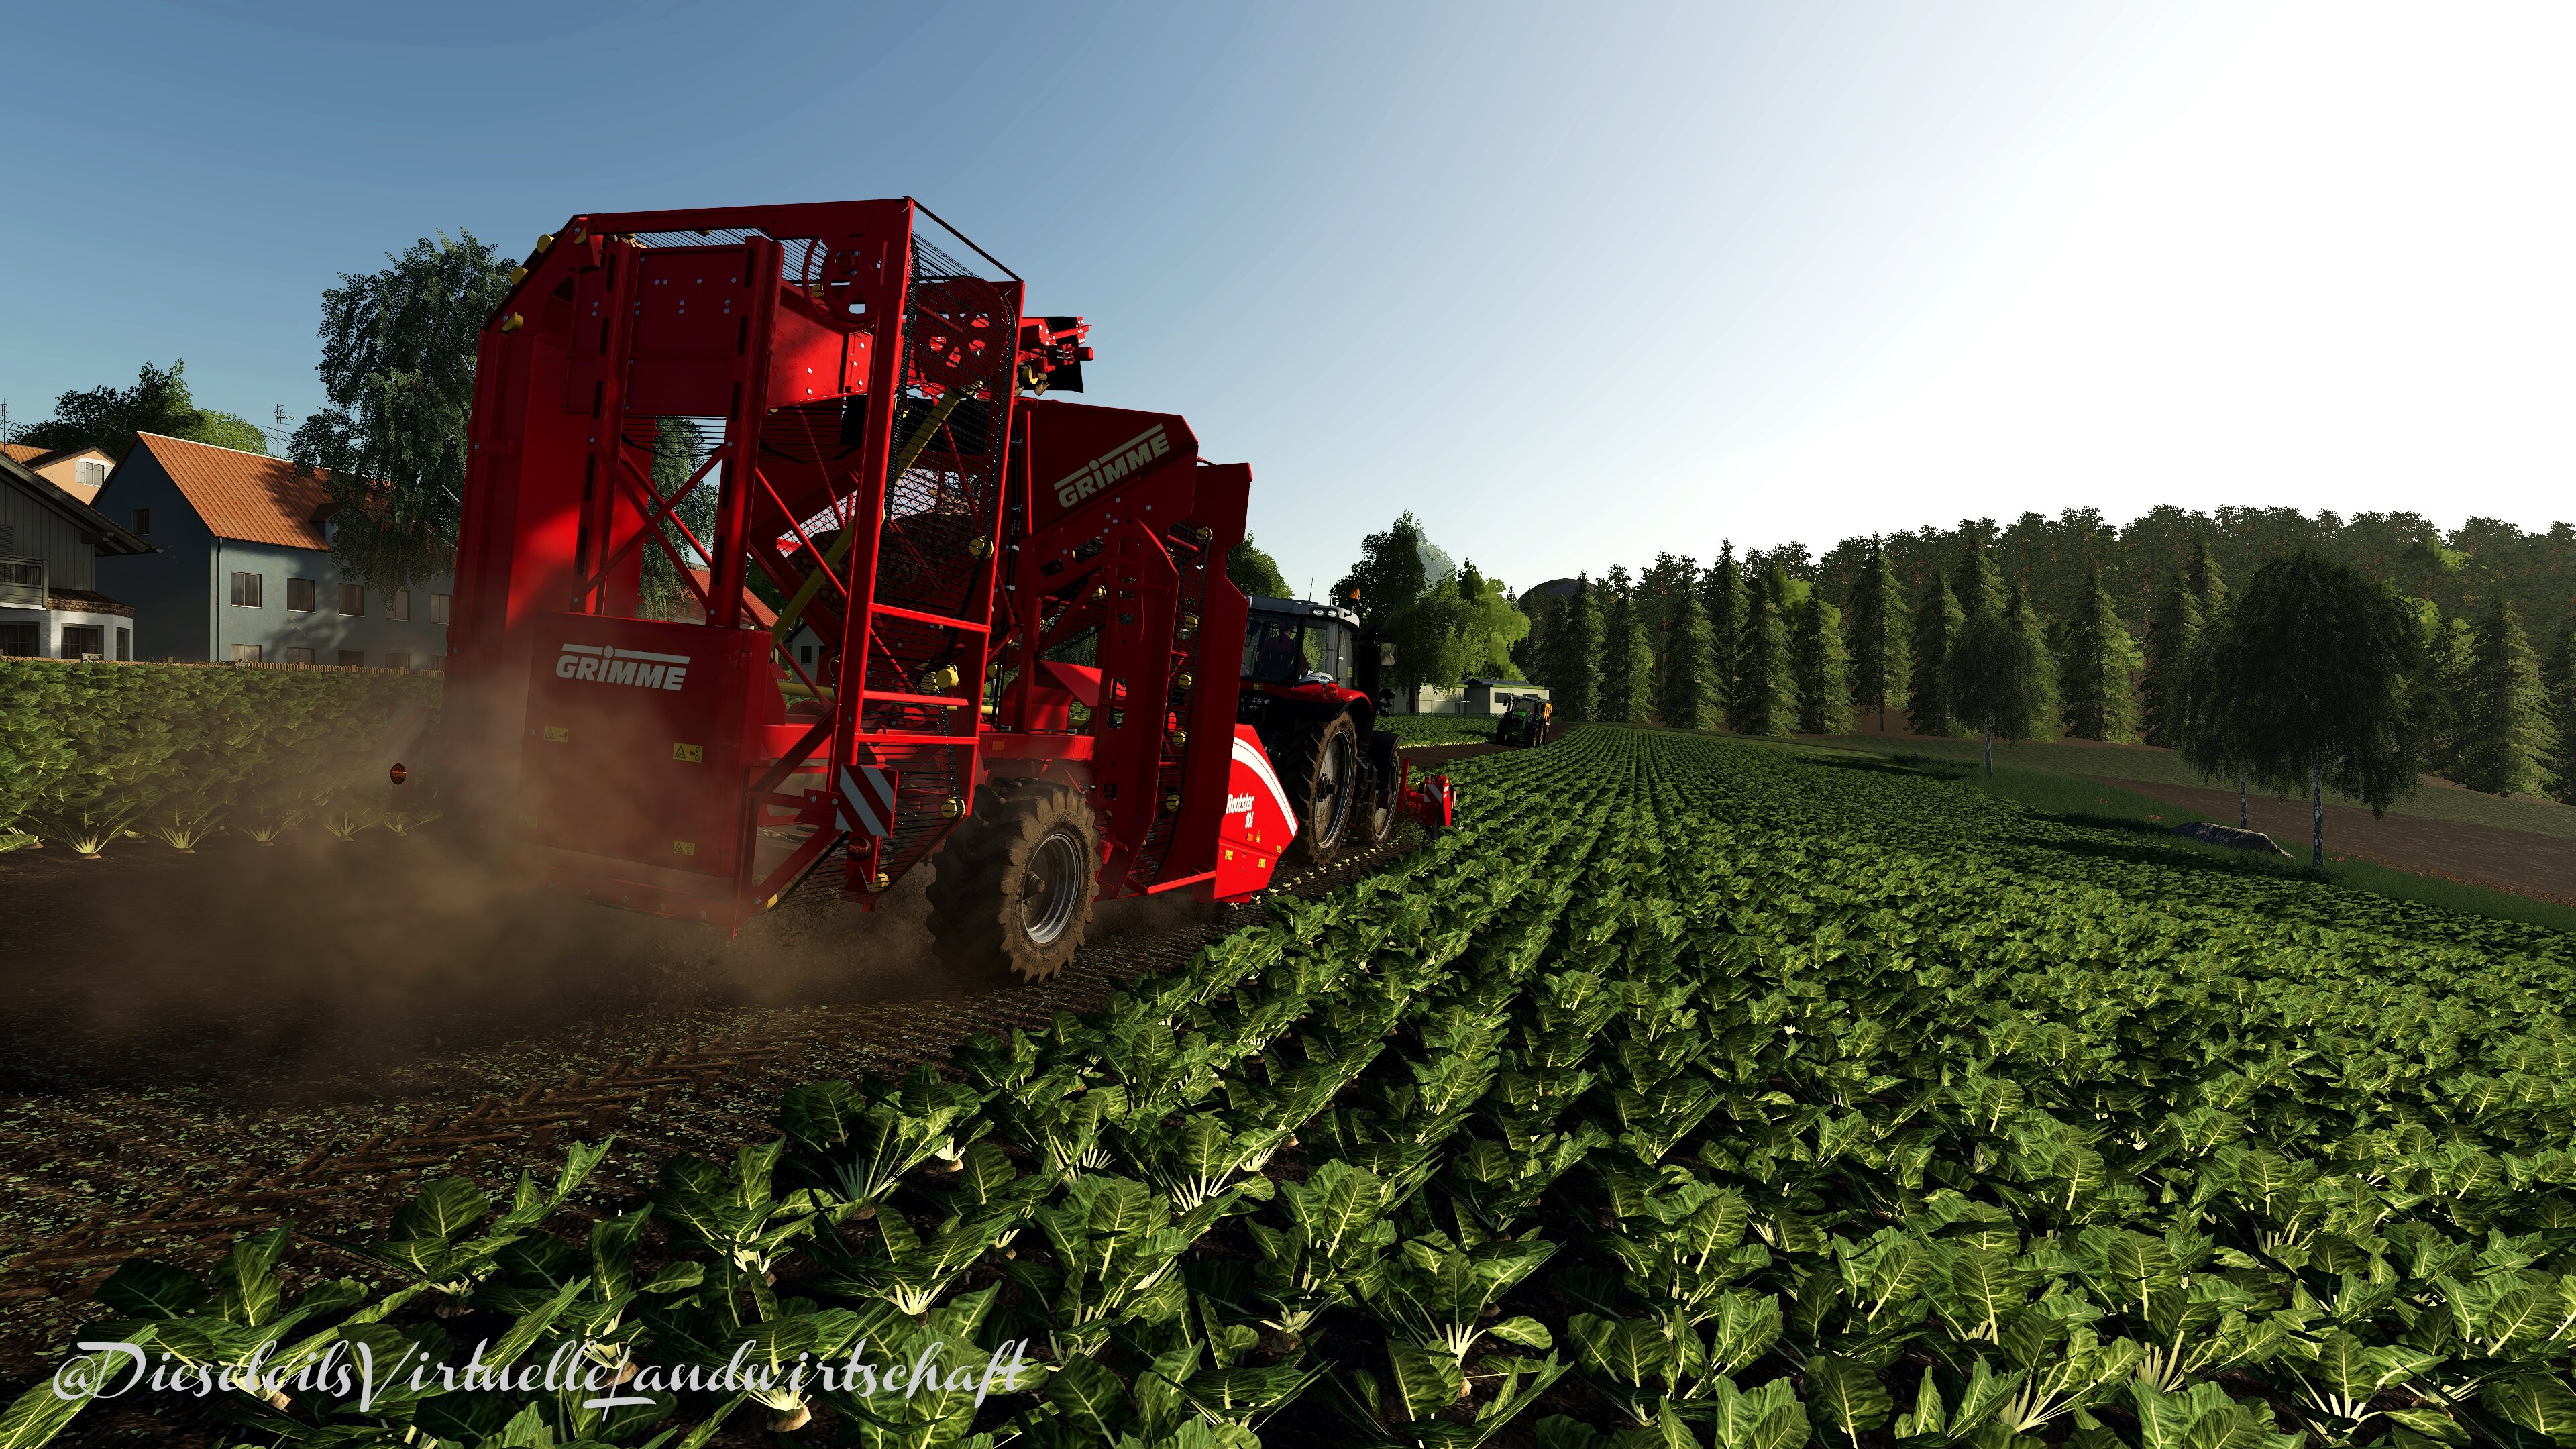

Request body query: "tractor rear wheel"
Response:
[1282, 710, 1363, 866]
[926, 782, 1100, 983]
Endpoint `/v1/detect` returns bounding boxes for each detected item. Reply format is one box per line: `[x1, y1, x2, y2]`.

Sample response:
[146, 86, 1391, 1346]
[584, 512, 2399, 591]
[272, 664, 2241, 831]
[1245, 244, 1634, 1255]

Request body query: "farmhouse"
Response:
[1385, 677, 1550, 716]
[0, 442, 119, 504]
[1464, 678, 1549, 716]
[92, 434, 455, 667]
[0, 447, 154, 659]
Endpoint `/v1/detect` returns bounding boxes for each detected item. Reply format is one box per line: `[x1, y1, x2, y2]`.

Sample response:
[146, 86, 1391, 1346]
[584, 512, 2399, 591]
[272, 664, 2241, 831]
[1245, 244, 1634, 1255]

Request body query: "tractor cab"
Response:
[1241, 597, 1360, 690]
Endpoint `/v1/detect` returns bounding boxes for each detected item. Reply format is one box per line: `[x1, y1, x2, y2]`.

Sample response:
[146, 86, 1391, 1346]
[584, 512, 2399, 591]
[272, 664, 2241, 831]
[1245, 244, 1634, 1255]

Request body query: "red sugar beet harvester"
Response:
[410, 199, 1454, 979]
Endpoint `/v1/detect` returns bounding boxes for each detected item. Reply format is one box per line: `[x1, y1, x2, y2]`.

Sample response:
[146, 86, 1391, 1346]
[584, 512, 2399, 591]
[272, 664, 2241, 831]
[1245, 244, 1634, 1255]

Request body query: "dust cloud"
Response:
[0, 828, 1130, 1099]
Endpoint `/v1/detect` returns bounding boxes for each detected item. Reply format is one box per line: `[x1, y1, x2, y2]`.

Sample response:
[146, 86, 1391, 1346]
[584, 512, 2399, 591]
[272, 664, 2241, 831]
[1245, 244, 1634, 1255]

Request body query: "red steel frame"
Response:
[441, 199, 1258, 932]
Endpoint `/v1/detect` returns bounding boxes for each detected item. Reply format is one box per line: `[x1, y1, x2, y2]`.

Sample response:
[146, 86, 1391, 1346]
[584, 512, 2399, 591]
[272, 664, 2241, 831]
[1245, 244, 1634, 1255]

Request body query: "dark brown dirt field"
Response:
[0, 824, 1415, 1384]
[2107, 777, 2576, 905]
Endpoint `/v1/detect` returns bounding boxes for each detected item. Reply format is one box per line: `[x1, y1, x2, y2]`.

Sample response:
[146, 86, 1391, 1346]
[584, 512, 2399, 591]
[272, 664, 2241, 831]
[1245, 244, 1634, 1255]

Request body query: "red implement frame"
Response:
[441, 200, 1257, 932]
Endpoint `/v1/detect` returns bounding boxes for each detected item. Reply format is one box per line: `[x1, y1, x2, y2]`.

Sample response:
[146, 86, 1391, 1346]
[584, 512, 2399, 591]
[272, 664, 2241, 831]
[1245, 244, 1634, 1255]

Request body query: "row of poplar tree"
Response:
[1519, 532, 2576, 804]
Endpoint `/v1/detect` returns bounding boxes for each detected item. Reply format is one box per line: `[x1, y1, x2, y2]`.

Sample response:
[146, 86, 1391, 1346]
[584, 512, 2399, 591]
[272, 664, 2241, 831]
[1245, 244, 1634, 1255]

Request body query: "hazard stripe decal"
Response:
[836, 766, 897, 838]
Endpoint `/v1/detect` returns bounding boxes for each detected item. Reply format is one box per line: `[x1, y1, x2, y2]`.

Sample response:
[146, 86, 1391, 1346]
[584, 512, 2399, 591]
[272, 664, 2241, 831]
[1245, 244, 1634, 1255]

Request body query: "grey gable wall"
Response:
[89, 452, 211, 659]
[0, 470, 105, 592]
[91, 451, 455, 664]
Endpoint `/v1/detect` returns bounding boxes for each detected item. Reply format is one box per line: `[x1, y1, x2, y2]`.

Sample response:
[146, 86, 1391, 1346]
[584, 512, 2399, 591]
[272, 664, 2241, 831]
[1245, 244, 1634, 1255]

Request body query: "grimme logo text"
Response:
[1051, 424, 1171, 508]
[555, 643, 692, 691]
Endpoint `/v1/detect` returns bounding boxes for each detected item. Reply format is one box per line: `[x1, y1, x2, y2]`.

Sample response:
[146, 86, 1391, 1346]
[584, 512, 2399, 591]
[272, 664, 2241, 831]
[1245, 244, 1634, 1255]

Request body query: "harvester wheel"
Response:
[926, 782, 1100, 983]
[1282, 711, 1363, 865]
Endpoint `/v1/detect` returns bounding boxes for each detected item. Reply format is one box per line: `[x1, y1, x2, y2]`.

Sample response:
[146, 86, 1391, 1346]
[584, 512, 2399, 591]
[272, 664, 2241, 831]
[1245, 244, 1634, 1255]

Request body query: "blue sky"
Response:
[4, 2, 2569, 597]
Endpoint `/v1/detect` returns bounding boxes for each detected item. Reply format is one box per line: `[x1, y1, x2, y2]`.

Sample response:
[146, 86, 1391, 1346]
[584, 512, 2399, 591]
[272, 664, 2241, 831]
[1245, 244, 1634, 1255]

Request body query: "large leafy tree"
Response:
[1227, 533, 1292, 600]
[1335, 513, 1525, 694]
[1732, 566, 1794, 737]
[291, 231, 515, 590]
[2546, 607, 2576, 804]
[1843, 540, 1909, 731]
[1658, 588, 1718, 730]
[637, 417, 714, 621]
[2453, 597, 2554, 796]
[1947, 586, 2046, 775]
[1792, 595, 1851, 735]
[17, 360, 267, 460]
[1701, 544, 1745, 727]
[1906, 568, 1963, 737]
[2179, 550, 2426, 868]
[1540, 574, 1601, 720]
[2059, 567, 2141, 742]
[1382, 562, 1527, 691]
[1447, 562, 1533, 680]
[1336, 511, 1446, 635]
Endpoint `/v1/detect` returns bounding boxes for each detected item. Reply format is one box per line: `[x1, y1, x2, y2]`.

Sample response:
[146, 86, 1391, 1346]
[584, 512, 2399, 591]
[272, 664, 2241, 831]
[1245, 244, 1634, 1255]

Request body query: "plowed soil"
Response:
[2106, 777, 2576, 905]
[0, 824, 1418, 1382]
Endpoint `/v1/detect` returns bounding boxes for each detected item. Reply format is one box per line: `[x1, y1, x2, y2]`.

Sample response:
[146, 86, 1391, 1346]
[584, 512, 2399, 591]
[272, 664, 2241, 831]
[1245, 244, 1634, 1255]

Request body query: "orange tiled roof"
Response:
[0, 443, 45, 464]
[130, 433, 337, 549]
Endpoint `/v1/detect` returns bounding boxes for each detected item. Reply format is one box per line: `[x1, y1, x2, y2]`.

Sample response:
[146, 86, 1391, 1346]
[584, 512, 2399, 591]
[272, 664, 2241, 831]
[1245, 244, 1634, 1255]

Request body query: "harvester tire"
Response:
[1281, 710, 1363, 866]
[926, 782, 1100, 983]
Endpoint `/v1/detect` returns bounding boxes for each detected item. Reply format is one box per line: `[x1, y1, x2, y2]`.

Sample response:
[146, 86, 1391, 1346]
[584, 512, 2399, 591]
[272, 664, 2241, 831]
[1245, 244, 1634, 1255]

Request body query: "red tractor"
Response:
[1238, 594, 1410, 867]
[419, 199, 1454, 981]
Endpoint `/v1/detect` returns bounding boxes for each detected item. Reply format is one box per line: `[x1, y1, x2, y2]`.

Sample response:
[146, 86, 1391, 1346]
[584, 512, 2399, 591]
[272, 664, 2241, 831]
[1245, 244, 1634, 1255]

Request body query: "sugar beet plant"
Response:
[0, 660, 437, 854]
[12, 729, 2576, 1448]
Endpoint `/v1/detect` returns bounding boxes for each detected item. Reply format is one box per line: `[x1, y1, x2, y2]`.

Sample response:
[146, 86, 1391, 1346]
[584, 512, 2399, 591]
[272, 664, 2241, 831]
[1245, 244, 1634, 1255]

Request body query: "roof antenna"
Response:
[270, 405, 290, 455]
[1, 398, 11, 444]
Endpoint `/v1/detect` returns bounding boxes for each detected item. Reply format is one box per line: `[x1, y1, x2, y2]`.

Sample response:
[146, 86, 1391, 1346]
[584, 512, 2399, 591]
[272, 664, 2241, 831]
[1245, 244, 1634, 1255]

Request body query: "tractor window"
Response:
[1317, 623, 1351, 684]
[1243, 614, 1356, 686]
[1244, 616, 1311, 684]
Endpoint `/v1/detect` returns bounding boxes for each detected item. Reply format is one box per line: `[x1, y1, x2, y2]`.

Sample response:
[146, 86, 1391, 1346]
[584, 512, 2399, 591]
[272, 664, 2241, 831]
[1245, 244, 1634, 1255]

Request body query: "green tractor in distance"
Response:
[1495, 693, 1553, 749]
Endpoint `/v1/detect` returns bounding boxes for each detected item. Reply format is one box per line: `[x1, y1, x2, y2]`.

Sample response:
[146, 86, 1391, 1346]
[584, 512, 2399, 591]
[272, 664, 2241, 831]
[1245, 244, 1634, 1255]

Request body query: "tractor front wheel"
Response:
[926, 782, 1100, 983]
[1350, 728, 1401, 849]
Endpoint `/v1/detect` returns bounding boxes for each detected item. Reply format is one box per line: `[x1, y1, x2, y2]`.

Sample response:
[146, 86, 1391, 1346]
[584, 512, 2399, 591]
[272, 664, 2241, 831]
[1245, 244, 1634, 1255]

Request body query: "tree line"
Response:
[1520, 531, 2576, 859]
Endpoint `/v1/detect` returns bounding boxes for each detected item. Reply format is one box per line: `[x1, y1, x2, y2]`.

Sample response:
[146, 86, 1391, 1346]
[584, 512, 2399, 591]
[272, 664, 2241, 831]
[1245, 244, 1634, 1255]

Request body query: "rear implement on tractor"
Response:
[422, 199, 1453, 979]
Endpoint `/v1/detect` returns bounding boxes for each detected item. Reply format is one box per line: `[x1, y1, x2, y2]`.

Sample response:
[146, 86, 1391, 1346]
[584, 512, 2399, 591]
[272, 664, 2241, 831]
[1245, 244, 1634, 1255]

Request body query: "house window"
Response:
[0, 623, 36, 657]
[284, 646, 315, 665]
[799, 643, 814, 665]
[76, 460, 108, 491]
[429, 592, 451, 624]
[131, 508, 150, 533]
[61, 626, 104, 659]
[338, 650, 366, 667]
[0, 557, 42, 609]
[286, 578, 317, 612]
[386, 651, 411, 670]
[386, 589, 411, 621]
[229, 571, 264, 607]
[430, 654, 445, 672]
[116, 627, 130, 661]
[338, 582, 366, 615]
[231, 643, 262, 664]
